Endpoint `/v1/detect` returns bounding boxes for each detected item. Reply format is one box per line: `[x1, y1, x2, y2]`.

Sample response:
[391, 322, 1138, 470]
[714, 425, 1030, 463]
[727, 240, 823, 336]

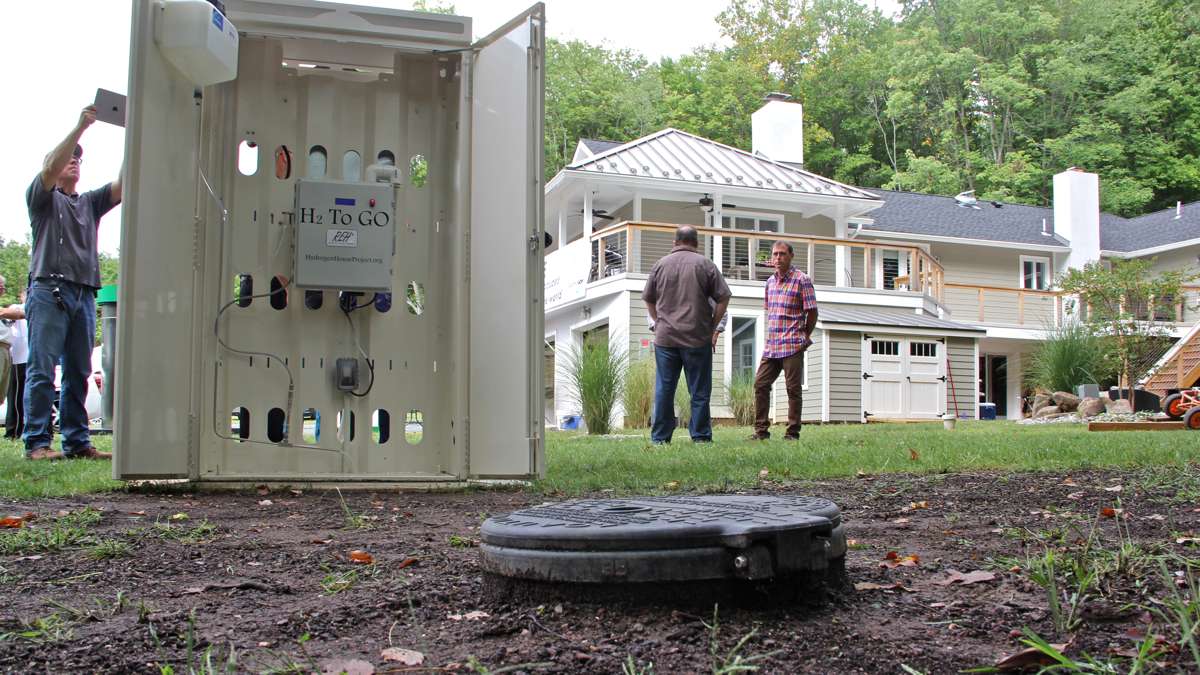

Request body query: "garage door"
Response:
[863, 337, 945, 420]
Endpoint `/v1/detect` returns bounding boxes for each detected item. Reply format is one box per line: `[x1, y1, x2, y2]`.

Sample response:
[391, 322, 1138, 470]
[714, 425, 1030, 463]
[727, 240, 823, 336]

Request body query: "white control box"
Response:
[293, 180, 396, 292]
[154, 0, 239, 86]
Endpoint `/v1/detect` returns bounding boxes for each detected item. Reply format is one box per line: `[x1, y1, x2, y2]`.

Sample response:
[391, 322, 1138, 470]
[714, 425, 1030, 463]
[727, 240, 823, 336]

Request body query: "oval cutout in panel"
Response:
[337, 411, 356, 442]
[406, 282, 424, 316]
[410, 154, 427, 187]
[270, 275, 287, 310]
[342, 150, 362, 182]
[307, 145, 327, 179]
[237, 140, 259, 176]
[267, 408, 285, 443]
[274, 145, 292, 179]
[235, 274, 253, 307]
[232, 407, 250, 440]
[405, 409, 423, 445]
[373, 409, 390, 444]
[303, 408, 320, 443]
[376, 150, 395, 166]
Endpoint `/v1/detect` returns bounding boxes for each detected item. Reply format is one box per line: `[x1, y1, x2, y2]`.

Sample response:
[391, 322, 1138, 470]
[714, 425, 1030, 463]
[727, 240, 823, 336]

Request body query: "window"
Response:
[719, 212, 781, 275]
[871, 340, 899, 356]
[910, 342, 937, 358]
[1020, 256, 1050, 291]
[731, 317, 757, 380]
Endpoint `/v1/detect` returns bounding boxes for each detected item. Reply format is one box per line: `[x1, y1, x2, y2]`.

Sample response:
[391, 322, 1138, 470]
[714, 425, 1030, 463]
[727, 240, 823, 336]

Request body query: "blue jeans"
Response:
[24, 280, 95, 456]
[651, 345, 713, 443]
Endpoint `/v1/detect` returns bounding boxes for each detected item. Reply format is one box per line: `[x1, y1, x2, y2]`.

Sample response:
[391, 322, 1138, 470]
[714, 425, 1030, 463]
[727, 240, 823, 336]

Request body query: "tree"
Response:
[0, 238, 31, 307]
[1058, 259, 1198, 401]
[410, 0, 455, 14]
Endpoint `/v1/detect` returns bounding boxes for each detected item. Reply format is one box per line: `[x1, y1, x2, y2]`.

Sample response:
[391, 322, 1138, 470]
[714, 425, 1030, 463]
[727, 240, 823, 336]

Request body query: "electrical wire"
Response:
[341, 304, 376, 398]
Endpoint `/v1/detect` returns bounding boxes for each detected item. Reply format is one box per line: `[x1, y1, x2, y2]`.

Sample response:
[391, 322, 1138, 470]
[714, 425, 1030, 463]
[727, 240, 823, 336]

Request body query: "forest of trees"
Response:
[544, 0, 1200, 217]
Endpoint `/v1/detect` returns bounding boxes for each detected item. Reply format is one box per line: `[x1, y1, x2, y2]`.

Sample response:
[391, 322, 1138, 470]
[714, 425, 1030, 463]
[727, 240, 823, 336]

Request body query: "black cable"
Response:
[340, 304, 375, 397]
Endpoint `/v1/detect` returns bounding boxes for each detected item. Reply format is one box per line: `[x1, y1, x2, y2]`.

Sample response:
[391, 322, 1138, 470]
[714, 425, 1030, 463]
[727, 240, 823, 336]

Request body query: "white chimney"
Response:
[752, 94, 804, 165]
[1053, 167, 1101, 273]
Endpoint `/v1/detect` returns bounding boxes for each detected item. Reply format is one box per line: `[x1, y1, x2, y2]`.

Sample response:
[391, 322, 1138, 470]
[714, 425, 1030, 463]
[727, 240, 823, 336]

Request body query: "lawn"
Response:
[0, 421, 1195, 499]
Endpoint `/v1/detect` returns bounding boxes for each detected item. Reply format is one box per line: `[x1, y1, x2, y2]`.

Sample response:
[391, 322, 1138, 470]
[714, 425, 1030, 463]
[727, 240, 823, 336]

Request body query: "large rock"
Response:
[1052, 392, 1081, 412]
[1077, 397, 1106, 417]
[1032, 395, 1053, 415]
[1035, 405, 1062, 418]
[1106, 399, 1134, 414]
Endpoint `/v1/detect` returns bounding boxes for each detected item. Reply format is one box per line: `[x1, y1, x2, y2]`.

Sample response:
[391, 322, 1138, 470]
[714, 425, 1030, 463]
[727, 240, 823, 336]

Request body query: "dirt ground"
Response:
[0, 466, 1197, 674]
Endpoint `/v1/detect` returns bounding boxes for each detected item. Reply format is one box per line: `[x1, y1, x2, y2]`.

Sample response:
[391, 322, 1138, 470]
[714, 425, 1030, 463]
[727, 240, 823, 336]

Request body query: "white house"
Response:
[543, 97, 1200, 427]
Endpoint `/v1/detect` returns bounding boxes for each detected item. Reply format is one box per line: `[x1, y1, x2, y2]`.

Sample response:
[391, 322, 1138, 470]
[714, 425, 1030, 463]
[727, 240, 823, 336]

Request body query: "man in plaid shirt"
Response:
[750, 241, 818, 440]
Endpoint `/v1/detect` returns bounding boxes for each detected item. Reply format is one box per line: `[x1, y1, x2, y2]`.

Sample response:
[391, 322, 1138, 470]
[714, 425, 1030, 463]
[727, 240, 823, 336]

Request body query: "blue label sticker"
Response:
[212, 8, 224, 31]
[335, 198, 356, 206]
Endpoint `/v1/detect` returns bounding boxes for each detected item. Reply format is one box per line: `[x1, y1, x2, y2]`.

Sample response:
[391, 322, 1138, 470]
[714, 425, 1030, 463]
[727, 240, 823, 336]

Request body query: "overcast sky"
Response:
[0, 0, 899, 255]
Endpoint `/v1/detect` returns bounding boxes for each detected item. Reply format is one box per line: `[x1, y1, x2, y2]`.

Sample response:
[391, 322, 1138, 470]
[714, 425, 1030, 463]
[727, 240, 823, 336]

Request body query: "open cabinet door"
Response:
[114, 1, 205, 478]
[468, 4, 545, 478]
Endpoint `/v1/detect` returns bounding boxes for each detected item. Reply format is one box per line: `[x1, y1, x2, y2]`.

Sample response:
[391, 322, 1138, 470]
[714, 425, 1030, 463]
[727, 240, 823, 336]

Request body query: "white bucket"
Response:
[942, 413, 957, 431]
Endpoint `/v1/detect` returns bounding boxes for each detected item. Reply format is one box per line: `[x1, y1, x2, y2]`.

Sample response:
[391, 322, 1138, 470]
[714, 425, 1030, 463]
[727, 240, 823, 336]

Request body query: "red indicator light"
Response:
[369, 198, 376, 207]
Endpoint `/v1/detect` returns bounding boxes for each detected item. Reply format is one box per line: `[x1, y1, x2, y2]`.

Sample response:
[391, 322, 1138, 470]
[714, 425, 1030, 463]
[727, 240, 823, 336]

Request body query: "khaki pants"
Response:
[753, 350, 805, 437]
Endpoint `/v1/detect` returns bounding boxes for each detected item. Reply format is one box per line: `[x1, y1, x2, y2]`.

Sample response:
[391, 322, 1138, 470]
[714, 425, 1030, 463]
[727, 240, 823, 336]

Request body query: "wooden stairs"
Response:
[1142, 320, 1200, 397]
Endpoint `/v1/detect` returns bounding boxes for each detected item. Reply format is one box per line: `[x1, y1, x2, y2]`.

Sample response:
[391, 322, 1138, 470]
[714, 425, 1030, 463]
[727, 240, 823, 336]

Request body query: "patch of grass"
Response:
[319, 569, 360, 595]
[622, 655, 655, 675]
[538, 422, 1200, 495]
[0, 611, 73, 643]
[336, 488, 373, 530]
[149, 519, 217, 544]
[0, 508, 104, 555]
[448, 534, 476, 548]
[702, 605, 781, 673]
[621, 357, 655, 430]
[87, 538, 132, 559]
[0, 435, 121, 499]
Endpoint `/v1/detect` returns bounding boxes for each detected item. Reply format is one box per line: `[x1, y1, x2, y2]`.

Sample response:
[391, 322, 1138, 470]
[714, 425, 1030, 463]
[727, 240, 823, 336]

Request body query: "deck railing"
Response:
[587, 220, 945, 302]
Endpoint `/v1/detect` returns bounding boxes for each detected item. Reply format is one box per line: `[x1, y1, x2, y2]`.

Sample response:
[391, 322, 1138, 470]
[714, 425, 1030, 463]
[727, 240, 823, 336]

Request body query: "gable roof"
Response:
[566, 128, 879, 201]
[862, 189, 1068, 247]
[1101, 202, 1200, 252]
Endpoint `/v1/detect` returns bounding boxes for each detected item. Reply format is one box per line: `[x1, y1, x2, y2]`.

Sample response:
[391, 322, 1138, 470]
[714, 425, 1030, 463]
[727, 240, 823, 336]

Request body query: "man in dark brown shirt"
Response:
[643, 226, 731, 443]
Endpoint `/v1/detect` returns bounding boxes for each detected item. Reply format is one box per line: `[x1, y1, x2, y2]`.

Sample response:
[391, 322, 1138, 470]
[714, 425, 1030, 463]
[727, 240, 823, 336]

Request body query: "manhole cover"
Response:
[480, 495, 845, 584]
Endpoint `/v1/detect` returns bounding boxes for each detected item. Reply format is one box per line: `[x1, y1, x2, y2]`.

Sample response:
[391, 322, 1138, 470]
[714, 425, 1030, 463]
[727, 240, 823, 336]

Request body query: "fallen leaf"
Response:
[288, 489, 303, 496]
[258, 499, 273, 506]
[380, 648, 423, 665]
[1176, 536, 1200, 546]
[934, 569, 997, 586]
[169, 513, 189, 521]
[892, 518, 911, 524]
[1100, 508, 1118, 518]
[989, 528, 1004, 534]
[880, 551, 920, 569]
[256, 484, 270, 495]
[909, 448, 920, 461]
[1061, 477, 1077, 486]
[846, 539, 859, 546]
[464, 610, 489, 620]
[0, 516, 27, 528]
[311, 538, 332, 545]
[14, 555, 43, 561]
[257, 641, 272, 647]
[758, 468, 770, 480]
[994, 643, 1070, 671]
[854, 581, 910, 592]
[127, 511, 147, 516]
[349, 550, 374, 564]
[1067, 491, 1086, 500]
[909, 501, 929, 510]
[1103, 485, 1123, 493]
[397, 557, 418, 569]
[1144, 514, 1166, 521]
[855, 470, 868, 478]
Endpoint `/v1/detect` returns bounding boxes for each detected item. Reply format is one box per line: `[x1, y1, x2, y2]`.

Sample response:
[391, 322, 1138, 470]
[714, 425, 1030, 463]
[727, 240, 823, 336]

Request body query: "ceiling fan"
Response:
[699, 194, 737, 211]
[579, 208, 615, 221]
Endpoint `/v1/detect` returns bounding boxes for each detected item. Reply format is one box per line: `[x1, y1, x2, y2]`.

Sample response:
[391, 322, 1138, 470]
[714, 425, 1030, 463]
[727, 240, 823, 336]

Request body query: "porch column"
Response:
[712, 193, 723, 272]
[556, 208, 566, 252]
[582, 189, 594, 240]
[834, 216, 849, 287]
[1007, 352, 1023, 419]
[632, 193, 642, 273]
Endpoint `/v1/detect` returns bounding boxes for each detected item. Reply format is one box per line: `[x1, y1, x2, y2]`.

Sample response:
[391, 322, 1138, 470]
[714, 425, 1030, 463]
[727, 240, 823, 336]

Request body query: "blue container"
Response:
[979, 403, 997, 420]
[560, 415, 582, 430]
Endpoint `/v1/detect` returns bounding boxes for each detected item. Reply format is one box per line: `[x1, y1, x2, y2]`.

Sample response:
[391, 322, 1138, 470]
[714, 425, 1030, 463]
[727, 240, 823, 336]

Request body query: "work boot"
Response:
[28, 447, 64, 461]
[69, 446, 112, 460]
[746, 432, 770, 441]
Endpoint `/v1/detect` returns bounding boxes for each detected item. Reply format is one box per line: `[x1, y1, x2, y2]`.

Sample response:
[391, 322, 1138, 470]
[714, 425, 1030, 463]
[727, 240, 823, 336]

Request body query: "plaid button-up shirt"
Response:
[763, 266, 817, 359]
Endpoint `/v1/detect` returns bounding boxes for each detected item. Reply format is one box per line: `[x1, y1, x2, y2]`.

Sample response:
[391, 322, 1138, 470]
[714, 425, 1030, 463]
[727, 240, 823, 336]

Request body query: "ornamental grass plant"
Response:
[621, 358, 655, 429]
[1027, 321, 1114, 393]
[561, 339, 626, 435]
[727, 371, 755, 426]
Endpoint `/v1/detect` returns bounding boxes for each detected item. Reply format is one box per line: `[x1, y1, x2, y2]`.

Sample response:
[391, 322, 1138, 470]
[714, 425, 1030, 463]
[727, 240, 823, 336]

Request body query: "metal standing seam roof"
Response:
[818, 306, 986, 333]
[566, 128, 880, 201]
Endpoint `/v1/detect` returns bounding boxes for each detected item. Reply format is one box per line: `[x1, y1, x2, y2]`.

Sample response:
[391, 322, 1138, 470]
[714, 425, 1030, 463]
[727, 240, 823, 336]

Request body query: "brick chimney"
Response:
[752, 93, 804, 166]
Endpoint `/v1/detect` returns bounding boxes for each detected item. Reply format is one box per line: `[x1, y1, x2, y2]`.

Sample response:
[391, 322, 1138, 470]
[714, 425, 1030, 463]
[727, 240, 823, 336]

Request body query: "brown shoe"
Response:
[746, 433, 770, 441]
[69, 446, 112, 460]
[28, 447, 64, 461]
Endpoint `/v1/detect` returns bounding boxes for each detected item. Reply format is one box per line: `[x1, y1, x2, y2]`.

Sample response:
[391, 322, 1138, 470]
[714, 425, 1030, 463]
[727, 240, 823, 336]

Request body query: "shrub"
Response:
[727, 371, 755, 426]
[1026, 321, 1115, 393]
[561, 339, 626, 435]
[622, 358, 655, 429]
